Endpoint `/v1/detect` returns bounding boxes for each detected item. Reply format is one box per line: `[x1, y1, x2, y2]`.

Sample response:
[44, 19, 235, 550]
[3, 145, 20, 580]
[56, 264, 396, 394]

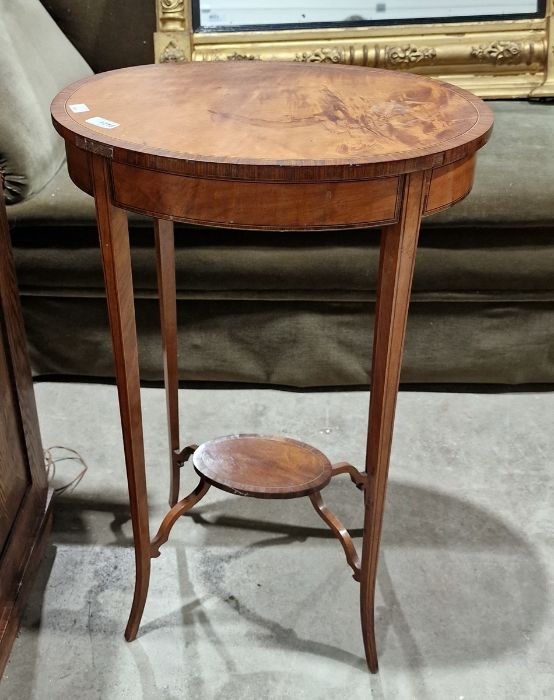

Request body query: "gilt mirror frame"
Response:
[154, 0, 554, 98]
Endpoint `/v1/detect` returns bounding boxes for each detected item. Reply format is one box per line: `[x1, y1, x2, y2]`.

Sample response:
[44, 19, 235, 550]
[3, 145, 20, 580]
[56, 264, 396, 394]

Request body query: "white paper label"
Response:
[69, 103, 90, 113]
[85, 116, 120, 129]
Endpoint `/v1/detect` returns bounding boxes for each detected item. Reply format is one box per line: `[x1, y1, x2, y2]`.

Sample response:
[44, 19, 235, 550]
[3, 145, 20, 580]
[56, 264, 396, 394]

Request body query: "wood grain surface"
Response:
[90, 155, 151, 642]
[0, 182, 51, 676]
[361, 170, 429, 672]
[193, 434, 332, 498]
[154, 219, 181, 506]
[110, 161, 401, 229]
[0, 331, 29, 552]
[424, 154, 476, 214]
[51, 62, 493, 181]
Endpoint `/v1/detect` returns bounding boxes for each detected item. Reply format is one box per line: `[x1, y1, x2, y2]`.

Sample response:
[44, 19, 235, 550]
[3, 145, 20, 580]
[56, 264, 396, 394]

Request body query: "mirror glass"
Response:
[196, 1, 542, 30]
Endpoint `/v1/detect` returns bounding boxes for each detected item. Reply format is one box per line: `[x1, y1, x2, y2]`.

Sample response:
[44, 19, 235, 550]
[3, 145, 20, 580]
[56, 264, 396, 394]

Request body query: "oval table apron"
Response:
[51, 62, 493, 673]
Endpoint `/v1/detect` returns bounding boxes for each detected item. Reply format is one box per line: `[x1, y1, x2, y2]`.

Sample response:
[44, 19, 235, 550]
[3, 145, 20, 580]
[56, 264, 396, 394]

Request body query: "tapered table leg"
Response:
[91, 154, 151, 641]
[360, 170, 429, 673]
[154, 219, 181, 506]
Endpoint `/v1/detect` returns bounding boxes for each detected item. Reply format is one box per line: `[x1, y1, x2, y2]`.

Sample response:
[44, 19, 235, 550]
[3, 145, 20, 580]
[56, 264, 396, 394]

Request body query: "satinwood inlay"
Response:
[51, 62, 493, 181]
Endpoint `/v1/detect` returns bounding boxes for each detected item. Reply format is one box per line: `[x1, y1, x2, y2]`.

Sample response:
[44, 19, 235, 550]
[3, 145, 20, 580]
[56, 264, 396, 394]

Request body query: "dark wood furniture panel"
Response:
[424, 154, 477, 215]
[0, 338, 29, 552]
[0, 182, 52, 677]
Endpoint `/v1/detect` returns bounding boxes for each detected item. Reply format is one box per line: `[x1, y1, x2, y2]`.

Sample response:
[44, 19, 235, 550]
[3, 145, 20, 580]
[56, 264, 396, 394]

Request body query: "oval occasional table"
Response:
[51, 62, 493, 673]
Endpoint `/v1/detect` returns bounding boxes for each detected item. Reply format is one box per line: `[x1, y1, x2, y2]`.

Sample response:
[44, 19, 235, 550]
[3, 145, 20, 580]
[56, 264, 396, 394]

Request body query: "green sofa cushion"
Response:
[20, 295, 554, 385]
[430, 101, 554, 227]
[12, 224, 554, 299]
[8, 163, 96, 222]
[0, 0, 92, 203]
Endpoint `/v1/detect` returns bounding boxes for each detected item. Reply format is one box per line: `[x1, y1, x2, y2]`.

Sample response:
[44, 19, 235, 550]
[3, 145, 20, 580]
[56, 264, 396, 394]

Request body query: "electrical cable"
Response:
[44, 445, 89, 496]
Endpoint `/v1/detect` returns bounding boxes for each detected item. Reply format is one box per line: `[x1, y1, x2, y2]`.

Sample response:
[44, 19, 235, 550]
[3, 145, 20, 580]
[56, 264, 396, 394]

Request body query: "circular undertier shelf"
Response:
[192, 434, 332, 499]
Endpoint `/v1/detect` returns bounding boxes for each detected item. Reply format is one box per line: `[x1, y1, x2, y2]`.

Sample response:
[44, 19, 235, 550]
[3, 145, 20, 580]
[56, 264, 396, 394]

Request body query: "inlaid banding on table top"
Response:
[51, 62, 493, 181]
[192, 434, 333, 498]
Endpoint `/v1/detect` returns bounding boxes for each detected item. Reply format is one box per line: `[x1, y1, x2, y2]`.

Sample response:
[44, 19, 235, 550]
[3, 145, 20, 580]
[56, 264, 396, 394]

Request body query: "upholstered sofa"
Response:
[3, 0, 554, 386]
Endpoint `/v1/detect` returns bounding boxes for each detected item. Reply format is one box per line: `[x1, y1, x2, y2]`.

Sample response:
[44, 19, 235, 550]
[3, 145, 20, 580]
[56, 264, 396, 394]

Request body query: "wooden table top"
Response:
[51, 62, 493, 182]
[192, 434, 332, 498]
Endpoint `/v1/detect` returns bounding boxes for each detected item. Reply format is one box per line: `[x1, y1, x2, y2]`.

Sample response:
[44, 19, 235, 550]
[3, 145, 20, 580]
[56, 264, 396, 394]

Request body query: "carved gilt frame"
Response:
[154, 0, 554, 98]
